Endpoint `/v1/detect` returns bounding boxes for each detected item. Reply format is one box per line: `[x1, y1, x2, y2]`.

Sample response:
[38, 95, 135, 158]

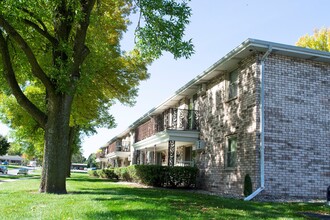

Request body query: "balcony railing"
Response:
[175, 160, 194, 167]
[108, 140, 131, 153]
[135, 108, 199, 142]
[156, 108, 199, 131]
[116, 141, 131, 152]
[96, 151, 105, 159]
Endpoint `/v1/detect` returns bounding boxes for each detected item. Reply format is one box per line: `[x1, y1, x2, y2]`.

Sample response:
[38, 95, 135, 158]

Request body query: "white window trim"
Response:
[225, 135, 237, 169]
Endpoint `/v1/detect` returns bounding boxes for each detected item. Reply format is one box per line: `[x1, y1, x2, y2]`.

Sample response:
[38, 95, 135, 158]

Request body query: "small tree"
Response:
[0, 134, 10, 155]
[72, 150, 86, 164]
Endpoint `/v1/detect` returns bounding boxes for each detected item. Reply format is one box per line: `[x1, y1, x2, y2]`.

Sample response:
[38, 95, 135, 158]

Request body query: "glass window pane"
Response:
[230, 70, 238, 83]
[227, 137, 237, 167]
[229, 70, 238, 99]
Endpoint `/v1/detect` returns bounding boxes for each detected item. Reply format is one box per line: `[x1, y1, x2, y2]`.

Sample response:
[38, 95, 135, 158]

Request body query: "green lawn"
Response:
[0, 173, 328, 219]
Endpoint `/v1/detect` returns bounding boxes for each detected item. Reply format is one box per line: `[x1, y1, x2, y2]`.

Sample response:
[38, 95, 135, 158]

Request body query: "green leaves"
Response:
[135, 0, 194, 59]
[296, 28, 330, 52]
[0, 0, 194, 147]
[0, 134, 10, 155]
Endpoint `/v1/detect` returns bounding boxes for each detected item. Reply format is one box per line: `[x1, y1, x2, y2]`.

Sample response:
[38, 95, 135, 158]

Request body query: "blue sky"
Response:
[0, 0, 329, 157]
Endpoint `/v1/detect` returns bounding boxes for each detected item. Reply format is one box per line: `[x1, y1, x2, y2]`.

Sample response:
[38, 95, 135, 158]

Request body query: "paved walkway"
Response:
[0, 178, 17, 184]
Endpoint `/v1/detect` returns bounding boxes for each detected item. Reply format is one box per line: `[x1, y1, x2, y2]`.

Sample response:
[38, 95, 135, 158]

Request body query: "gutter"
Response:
[244, 46, 272, 201]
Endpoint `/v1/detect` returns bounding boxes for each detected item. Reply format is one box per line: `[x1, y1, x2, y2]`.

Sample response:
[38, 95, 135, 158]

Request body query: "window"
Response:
[228, 70, 238, 99]
[226, 136, 237, 168]
[184, 146, 192, 161]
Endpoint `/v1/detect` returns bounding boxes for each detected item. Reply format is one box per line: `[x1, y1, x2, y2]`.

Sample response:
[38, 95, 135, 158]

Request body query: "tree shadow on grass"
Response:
[85, 208, 195, 220]
[72, 186, 323, 219]
[67, 177, 117, 183]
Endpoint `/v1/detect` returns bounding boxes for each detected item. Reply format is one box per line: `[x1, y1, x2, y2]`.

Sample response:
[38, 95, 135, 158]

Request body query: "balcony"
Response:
[96, 148, 106, 158]
[96, 149, 107, 163]
[135, 108, 199, 142]
[115, 141, 131, 152]
[157, 108, 199, 131]
[108, 141, 131, 153]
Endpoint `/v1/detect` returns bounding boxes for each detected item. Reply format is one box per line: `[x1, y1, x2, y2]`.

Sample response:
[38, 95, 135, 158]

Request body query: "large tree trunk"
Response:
[39, 93, 73, 194]
[66, 127, 76, 178]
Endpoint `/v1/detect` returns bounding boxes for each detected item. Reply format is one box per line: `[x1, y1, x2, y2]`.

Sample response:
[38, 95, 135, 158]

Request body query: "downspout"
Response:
[244, 46, 272, 201]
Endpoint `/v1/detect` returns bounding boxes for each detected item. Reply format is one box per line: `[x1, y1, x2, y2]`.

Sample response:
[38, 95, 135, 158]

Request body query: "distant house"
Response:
[96, 39, 330, 201]
[71, 163, 87, 170]
[0, 155, 23, 164]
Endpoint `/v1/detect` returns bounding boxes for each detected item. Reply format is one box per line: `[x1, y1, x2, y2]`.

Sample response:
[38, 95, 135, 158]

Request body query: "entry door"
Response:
[184, 146, 192, 161]
[156, 152, 162, 165]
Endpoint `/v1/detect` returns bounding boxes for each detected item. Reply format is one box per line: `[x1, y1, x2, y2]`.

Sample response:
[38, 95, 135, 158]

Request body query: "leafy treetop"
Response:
[0, 134, 10, 156]
[296, 28, 330, 52]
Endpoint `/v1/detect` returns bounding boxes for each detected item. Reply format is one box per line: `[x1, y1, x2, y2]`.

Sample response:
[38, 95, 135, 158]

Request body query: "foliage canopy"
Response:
[0, 0, 193, 193]
[296, 28, 330, 52]
[0, 134, 10, 155]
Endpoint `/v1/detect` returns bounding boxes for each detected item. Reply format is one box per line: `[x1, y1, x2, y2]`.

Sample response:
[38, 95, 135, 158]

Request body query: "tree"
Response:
[86, 153, 97, 168]
[0, 0, 193, 193]
[6, 142, 22, 156]
[296, 28, 330, 52]
[71, 150, 86, 163]
[0, 134, 10, 155]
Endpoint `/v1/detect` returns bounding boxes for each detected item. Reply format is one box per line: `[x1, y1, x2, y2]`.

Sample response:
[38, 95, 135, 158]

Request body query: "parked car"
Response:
[17, 168, 28, 175]
[1, 161, 8, 165]
[0, 166, 8, 174]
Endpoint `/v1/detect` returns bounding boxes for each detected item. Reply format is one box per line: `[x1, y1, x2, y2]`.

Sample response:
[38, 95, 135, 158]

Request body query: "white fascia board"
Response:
[106, 152, 130, 159]
[96, 158, 107, 163]
[133, 130, 200, 150]
[133, 131, 170, 150]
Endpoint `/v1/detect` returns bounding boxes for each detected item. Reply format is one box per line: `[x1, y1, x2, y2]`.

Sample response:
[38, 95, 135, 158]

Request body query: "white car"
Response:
[17, 168, 28, 175]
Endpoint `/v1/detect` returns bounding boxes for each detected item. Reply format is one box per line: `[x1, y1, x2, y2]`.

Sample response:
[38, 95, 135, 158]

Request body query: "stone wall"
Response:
[196, 54, 260, 197]
[262, 54, 330, 199]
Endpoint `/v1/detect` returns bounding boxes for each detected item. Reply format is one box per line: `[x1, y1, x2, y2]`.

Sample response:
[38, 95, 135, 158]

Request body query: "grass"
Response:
[0, 173, 329, 220]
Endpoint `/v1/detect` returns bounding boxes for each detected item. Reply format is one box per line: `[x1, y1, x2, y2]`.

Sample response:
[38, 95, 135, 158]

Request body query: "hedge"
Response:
[88, 165, 198, 188]
[88, 169, 118, 179]
[114, 165, 198, 188]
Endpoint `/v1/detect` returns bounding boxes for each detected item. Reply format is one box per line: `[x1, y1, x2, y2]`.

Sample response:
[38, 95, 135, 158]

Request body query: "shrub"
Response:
[164, 166, 198, 188]
[244, 174, 253, 197]
[114, 165, 198, 188]
[96, 169, 118, 179]
[88, 170, 98, 177]
[114, 167, 131, 181]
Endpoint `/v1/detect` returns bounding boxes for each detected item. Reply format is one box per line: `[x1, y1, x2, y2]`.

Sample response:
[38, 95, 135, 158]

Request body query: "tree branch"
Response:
[0, 15, 55, 94]
[19, 7, 57, 45]
[0, 31, 47, 129]
[20, 7, 48, 33]
[71, 0, 96, 79]
[23, 19, 58, 46]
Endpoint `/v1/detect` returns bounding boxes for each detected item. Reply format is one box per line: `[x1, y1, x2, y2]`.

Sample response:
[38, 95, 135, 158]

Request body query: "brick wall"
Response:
[196, 54, 260, 197]
[262, 54, 330, 199]
[195, 52, 330, 200]
[135, 118, 157, 142]
[108, 141, 117, 153]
